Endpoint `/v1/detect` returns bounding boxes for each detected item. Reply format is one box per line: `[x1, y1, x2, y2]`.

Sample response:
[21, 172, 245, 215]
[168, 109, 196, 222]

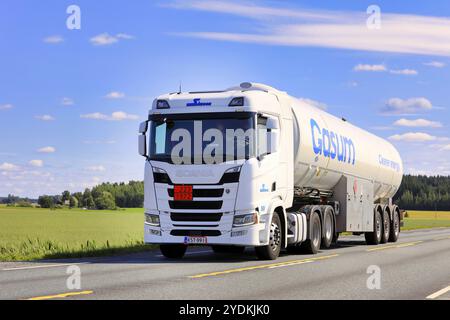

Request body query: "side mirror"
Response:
[268, 130, 279, 154]
[138, 121, 149, 157]
[139, 121, 148, 134]
[138, 135, 147, 157]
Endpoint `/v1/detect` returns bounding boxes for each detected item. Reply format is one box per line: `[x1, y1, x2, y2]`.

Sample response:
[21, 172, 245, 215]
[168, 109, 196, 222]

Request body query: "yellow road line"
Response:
[433, 236, 450, 241]
[189, 254, 338, 278]
[367, 241, 423, 252]
[27, 290, 93, 300]
[426, 285, 450, 299]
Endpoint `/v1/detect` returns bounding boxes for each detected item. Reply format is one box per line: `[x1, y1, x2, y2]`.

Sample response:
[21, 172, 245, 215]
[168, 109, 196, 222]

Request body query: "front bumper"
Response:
[144, 222, 267, 246]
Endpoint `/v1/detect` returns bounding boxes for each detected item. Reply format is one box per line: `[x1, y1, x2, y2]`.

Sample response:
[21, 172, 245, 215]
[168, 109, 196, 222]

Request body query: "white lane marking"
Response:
[156, 250, 212, 258]
[2, 262, 89, 271]
[426, 285, 450, 299]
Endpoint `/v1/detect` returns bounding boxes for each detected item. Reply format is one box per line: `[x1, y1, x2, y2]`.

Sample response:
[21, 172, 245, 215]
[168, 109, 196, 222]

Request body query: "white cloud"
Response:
[43, 35, 64, 44]
[37, 146, 56, 153]
[393, 118, 442, 128]
[90, 33, 135, 46]
[80, 111, 139, 121]
[423, 61, 446, 68]
[441, 144, 450, 151]
[169, 1, 450, 57]
[90, 33, 118, 46]
[354, 64, 386, 72]
[388, 132, 437, 142]
[0, 104, 13, 110]
[0, 162, 19, 171]
[383, 97, 433, 115]
[389, 69, 418, 76]
[61, 97, 74, 106]
[29, 160, 44, 168]
[35, 115, 55, 121]
[105, 91, 125, 99]
[116, 33, 135, 40]
[86, 165, 106, 172]
[297, 98, 327, 110]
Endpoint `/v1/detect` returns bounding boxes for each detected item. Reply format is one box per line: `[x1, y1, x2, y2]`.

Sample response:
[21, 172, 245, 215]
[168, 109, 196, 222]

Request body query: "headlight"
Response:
[225, 166, 241, 174]
[152, 167, 167, 174]
[145, 213, 160, 226]
[233, 212, 258, 227]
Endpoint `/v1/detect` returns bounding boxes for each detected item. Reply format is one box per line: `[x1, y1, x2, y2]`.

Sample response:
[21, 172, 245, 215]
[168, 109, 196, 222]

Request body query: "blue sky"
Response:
[1, 0, 450, 198]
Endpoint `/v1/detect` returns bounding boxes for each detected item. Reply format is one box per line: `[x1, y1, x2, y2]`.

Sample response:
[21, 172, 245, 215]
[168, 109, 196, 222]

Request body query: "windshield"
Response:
[149, 112, 256, 164]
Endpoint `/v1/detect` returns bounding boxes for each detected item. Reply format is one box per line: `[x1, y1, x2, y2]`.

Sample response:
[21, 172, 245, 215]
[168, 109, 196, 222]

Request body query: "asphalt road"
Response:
[1, 228, 449, 300]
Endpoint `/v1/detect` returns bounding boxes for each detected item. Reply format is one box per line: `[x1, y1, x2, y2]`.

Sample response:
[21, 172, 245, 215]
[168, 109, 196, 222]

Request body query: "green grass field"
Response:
[0, 205, 150, 261]
[0, 205, 449, 261]
[402, 210, 450, 230]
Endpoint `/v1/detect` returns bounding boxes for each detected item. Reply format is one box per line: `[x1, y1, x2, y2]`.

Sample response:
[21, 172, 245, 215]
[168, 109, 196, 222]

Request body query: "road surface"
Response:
[1, 228, 449, 300]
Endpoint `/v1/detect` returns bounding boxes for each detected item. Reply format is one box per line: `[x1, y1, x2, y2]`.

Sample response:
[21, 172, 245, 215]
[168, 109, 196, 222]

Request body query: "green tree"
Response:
[62, 190, 71, 203]
[38, 195, 54, 208]
[94, 191, 116, 210]
[69, 196, 78, 208]
[82, 189, 95, 209]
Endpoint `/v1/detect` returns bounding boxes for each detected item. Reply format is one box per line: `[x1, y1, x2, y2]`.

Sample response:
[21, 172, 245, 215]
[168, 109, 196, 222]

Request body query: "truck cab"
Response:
[139, 83, 294, 259]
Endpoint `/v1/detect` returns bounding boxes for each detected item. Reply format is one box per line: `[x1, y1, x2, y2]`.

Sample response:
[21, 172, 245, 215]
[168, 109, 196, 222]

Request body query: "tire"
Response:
[365, 210, 382, 245]
[160, 244, 187, 259]
[255, 213, 282, 260]
[321, 207, 334, 249]
[212, 245, 245, 254]
[389, 210, 400, 242]
[380, 210, 390, 244]
[300, 212, 322, 254]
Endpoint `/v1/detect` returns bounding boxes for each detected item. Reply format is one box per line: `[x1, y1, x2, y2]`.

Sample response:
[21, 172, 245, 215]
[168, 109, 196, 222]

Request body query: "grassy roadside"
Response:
[402, 210, 450, 230]
[0, 206, 449, 261]
[0, 206, 154, 261]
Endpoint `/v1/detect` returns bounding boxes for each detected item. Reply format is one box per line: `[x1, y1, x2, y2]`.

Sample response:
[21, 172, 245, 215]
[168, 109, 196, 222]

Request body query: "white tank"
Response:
[290, 98, 403, 200]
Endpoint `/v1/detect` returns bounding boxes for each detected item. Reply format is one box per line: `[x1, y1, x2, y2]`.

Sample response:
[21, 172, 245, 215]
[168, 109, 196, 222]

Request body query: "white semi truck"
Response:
[138, 82, 403, 260]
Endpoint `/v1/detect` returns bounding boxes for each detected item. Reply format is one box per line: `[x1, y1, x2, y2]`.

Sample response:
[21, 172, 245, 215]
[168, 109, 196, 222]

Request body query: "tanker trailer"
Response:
[138, 82, 404, 260]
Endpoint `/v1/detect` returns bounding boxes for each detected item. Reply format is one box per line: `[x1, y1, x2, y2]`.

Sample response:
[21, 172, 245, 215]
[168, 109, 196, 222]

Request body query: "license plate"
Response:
[184, 236, 207, 245]
[174, 185, 193, 201]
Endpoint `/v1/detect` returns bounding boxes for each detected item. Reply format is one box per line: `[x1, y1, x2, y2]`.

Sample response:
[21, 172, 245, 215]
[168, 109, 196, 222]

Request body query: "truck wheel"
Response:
[160, 244, 187, 259]
[365, 210, 382, 245]
[380, 210, 390, 244]
[300, 212, 322, 254]
[255, 213, 282, 260]
[389, 211, 400, 242]
[212, 245, 245, 254]
[321, 208, 334, 249]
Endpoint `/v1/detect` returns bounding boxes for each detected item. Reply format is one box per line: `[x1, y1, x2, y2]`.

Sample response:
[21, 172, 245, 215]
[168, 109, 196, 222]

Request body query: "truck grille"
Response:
[170, 212, 222, 222]
[169, 200, 222, 210]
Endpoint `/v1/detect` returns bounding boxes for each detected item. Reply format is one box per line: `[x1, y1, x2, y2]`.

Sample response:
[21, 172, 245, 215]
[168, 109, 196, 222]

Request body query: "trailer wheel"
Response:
[300, 212, 322, 254]
[160, 244, 187, 259]
[212, 245, 245, 254]
[380, 210, 390, 244]
[389, 210, 400, 242]
[321, 207, 334, 249]
[365, 210, 382, 245]
[255, 213, 282, 260]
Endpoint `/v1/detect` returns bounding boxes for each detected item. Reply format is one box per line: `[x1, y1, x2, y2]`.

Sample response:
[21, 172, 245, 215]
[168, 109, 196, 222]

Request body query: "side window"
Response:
[257, 115, 268, 157]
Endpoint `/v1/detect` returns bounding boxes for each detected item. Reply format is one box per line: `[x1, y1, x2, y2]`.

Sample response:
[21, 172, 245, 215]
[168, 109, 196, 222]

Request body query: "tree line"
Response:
[393, 175, 450, 211]
[36, 181, 144, 210]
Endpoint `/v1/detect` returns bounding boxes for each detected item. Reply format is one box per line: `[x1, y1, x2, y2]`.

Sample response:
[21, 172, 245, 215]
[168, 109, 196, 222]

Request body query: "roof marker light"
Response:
[156, 100, 170, 109]
[228, 97, 244, 107]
